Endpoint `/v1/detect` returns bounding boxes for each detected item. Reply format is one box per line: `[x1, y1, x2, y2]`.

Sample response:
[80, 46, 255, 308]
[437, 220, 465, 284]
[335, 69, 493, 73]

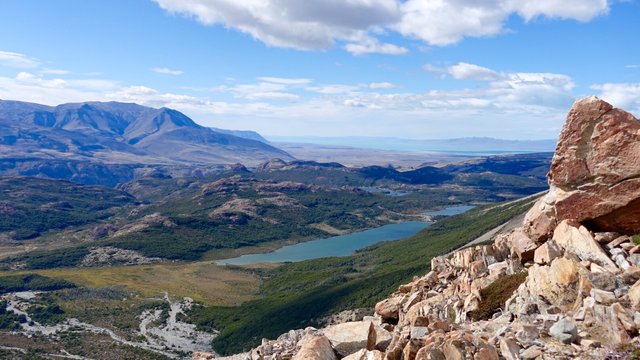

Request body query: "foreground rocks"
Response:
[195, 97, 640, 359]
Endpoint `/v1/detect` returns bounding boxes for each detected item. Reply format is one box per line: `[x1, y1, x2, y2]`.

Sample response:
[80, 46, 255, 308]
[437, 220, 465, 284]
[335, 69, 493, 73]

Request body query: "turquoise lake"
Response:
[215, 205, 474, 265]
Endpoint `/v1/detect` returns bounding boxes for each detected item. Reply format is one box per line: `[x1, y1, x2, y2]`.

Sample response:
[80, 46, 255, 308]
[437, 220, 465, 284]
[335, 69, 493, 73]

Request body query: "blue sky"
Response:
[0, 0, 639, 139]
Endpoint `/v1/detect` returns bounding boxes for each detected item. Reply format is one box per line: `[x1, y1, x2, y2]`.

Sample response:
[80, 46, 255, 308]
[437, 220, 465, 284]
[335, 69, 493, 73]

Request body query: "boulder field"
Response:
[194, 97, 640, 360]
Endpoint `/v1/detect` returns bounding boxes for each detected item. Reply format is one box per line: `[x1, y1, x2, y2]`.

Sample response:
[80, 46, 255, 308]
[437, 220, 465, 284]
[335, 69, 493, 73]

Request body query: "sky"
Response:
[0, 0, 639, 140]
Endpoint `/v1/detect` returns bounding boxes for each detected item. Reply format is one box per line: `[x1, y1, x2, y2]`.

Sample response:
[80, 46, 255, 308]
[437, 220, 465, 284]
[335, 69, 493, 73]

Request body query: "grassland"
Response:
[7, 262, 260, 306]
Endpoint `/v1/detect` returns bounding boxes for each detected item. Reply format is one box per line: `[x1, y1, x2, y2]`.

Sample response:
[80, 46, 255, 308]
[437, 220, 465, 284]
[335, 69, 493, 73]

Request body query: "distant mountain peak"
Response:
[0, 99, 292, 166]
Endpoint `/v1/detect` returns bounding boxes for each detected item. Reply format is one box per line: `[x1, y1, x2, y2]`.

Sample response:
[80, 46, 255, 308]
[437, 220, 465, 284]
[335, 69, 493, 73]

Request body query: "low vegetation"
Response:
[469, 272, 528, 321]
[0, 177, 135, 240]
[0, 274, 75, 294]
[188, 196, 537, 354]
[0, 301, 27, 330]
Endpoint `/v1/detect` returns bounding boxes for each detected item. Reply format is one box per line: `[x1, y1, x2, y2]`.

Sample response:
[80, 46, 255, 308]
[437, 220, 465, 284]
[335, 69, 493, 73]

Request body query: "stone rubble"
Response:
[194, 97, 640, 359]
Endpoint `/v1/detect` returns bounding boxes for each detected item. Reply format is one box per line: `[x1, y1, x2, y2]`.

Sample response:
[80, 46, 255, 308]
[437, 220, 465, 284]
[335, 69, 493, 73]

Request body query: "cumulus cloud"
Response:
[424, 62, 575, 107]
[344, 36, 408, 55]
[152, 67, 184, 75]
[153, 0, 401, 51]
[0, 50, 581, 138]
[592, 83, 640, 114]
[0, 51, 40, 68]
[397, 0, 609, 46]
[152, 0, 611, 53]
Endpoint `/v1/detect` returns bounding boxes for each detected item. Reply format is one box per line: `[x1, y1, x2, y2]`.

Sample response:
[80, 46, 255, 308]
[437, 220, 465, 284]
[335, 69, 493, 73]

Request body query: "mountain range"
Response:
[0, 100, 291, 166]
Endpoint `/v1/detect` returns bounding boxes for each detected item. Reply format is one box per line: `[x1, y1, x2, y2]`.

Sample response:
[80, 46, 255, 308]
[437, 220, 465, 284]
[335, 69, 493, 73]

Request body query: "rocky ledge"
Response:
[194, 97, 640, 360]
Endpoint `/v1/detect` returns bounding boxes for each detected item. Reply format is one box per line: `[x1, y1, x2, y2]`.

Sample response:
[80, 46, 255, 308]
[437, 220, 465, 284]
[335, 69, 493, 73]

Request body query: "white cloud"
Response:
[153, 0, 400, 51]
[0, 51, 40, 68]
[152, 67, 184, 75]
[368, 82, 397, 89]
[397, 0, 609, 46]
[512, 0, 610, 22]
[244, 92, 300, 101]
[448, 62, 501, 81]
[626, 64, 640, 69]
[591, 83, 640, 114]
[211, 80, 302, 101]
[258, 77, 312, 85]
[306, 84, 359, 94]
[152, 0, 611, 52]
[344, 36, 408, 55]
[424, 62, 575, 107]
[0, 51, 580, 139]
[41, 68, 70, 75]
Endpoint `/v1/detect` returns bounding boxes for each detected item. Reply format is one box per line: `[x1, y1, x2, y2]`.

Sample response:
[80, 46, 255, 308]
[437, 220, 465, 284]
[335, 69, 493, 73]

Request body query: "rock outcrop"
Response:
[195, 97, 640, 360]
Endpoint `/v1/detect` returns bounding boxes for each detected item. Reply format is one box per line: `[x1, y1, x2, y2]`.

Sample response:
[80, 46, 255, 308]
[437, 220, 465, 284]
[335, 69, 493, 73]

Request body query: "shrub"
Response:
[469, 272, 527, 321]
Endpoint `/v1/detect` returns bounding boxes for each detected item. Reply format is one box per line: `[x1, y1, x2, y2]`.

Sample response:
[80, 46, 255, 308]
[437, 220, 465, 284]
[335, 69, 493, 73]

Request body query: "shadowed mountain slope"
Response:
[0, 100, 292, 166]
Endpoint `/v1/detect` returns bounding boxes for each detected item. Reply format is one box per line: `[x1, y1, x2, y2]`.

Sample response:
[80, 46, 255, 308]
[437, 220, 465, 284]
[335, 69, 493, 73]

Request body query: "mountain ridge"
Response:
[0, 99, 292, 166]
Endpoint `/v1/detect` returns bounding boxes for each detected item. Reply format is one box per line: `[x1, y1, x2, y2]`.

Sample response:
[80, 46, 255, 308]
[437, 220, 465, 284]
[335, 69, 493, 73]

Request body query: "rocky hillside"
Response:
[195, 97, 640, 360]
[0, 100, 291, 166]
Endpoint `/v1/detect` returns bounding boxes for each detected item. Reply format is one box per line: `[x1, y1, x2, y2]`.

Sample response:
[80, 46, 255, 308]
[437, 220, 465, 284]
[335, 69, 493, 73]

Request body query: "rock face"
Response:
[539, 96, 640, 236]
[292, 336, 336, 360]
[193, 97, 640, 360]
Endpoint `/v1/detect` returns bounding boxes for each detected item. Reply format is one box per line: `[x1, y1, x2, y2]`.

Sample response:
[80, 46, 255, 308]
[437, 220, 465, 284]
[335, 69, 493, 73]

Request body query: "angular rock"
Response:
[549, 317, 578, 344]
[552, 220, 618, 272]
[499, 337, 521, 360]
[579, 339, 601, 348]
[523, 195, 557, 242]
[342, 349, 383, 360]
[292, 336, 337, 360]
[595, 232, 620, 244]
[548, 97, 640, 234]
[414, 348, 445, 360]
[410, 326, 429, 340]
[442, 340, 465, 360]
[375, 296, 404, 322]
[474, 346, 499, 360]
[590, 288, 616, 304]
[524, 257, 586, 311]
[322, 321, 375, 356]
[629, 280, 640, 310]
[588, 271, 617, 292]
[520, 346, 543, 360]
[487, 261, 508, 277]
[514, 325, 539, 345]
[509, 229, 538, 263]
[403, 340, 422, 360]
[607, 236, 632, 249]
[373, 325, 393, 351]
[534, 240, 561, 265]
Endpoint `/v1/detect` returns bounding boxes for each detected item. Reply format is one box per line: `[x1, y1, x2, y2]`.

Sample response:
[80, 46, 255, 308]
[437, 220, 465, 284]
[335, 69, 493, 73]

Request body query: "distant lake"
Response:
[215, 205, 474, 266]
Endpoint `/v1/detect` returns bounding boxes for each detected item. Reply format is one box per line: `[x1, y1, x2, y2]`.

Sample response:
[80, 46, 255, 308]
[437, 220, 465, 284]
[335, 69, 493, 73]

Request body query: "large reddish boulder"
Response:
[524, 96, 640, 237]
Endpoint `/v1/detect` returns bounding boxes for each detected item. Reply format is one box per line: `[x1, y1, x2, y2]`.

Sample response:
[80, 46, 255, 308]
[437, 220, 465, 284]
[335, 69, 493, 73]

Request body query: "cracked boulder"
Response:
[544, 96, 640, 234]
